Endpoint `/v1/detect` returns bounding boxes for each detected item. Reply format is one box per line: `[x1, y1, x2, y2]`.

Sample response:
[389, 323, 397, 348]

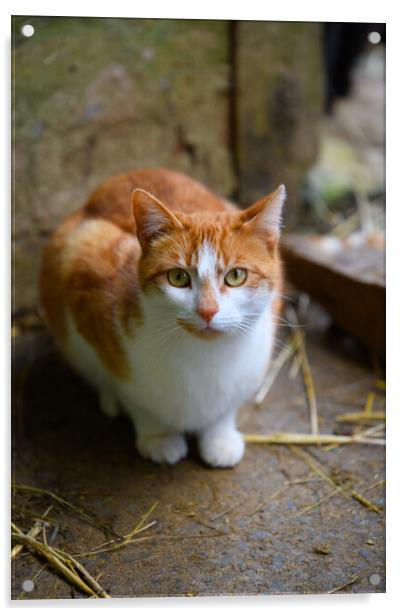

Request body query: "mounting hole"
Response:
[21, 24, 35, 38]
[369, 573, 381, 586]
[22, 579, 34, 592]
[367, 31, 381, 45]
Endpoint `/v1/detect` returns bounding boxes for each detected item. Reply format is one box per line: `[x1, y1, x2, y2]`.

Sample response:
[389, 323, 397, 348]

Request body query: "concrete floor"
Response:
[11, 304, 385, 599]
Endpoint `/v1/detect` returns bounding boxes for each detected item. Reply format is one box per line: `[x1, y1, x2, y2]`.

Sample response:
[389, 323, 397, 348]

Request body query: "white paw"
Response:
[199, 430, 245, 468]
[99, 392, 119, 418]
[136, 433, 188, 465]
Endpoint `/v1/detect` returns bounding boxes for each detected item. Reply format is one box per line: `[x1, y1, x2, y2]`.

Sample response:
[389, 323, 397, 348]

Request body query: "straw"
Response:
[12, 525, 110, 598]
[328, 575, 359, 593]
[289, 446, 382, 513]
[243, 432, 384, 446]
[11, 505, 52, 560]
[286, 306, 319, 435]
[12, 483, 120, 538]
[254, 339, 296, 406]
[335, 411, 385, 423]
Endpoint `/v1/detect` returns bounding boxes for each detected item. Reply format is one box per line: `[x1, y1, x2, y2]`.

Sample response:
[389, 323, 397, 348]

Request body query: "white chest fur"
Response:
[117, 307, 274, 432]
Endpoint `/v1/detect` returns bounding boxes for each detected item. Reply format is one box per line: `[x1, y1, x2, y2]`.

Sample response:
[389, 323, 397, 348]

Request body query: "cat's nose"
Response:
[197, 306, 218, 323]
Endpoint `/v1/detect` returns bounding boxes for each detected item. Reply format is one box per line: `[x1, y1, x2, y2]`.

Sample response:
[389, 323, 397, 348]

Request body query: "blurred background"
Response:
[12, 17, 385, 315]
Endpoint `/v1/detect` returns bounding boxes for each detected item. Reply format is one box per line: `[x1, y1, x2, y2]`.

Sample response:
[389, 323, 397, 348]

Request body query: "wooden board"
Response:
[281, 233, 385, 358]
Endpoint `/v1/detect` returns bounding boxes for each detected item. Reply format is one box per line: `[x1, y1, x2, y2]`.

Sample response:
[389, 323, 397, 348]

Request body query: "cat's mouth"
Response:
[176, 318, 223, 339]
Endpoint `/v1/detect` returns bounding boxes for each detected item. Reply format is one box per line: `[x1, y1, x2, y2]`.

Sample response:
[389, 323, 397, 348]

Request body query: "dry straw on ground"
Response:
[11, 487, 158, 599]
[243, 432, 384, 446]
[253, 301, 384, 451]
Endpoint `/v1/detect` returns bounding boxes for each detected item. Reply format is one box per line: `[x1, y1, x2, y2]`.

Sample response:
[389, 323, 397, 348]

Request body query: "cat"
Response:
[40, 168, 285, 467]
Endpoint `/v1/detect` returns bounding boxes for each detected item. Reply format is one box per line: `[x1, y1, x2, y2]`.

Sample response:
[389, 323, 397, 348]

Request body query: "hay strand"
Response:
[286, 306, 319, 435]
[254, 339, 296, 406]
[75, 501, 159, 557]
[289, 446, 382, 513]
[243, 432, 384, 446]
[328, 575, 359, 593]
[46, 543, 111, 598]
[288, 352, 303, 380]
[335, 411, 385, 423]
[323, 421, 385, 452]
[364, 392, 376, 414]
[295, 487, 344, 517]
[11, 505, 52, 559]
[12, 483, 120, 538]
[11, 527, 109, 598]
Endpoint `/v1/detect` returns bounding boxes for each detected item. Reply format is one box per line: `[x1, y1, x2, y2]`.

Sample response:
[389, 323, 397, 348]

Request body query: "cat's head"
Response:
[132, 186, 285, 338]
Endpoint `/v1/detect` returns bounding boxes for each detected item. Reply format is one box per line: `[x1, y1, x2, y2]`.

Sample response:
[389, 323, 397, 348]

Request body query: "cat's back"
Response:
[83, 167, 236, 233]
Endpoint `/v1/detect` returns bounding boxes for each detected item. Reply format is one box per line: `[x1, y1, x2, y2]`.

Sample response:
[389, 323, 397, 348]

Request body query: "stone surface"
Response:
[12, 16, 235, 310]
[235, 22, 323, 221]
[11, 303, 385, 599]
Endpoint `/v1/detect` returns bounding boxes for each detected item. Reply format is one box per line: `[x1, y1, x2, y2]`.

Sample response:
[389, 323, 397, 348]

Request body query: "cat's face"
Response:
[133, 187, 285, 338]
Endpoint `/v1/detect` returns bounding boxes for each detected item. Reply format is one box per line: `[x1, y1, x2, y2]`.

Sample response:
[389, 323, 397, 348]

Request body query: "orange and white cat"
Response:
[40, 168, 285, 467]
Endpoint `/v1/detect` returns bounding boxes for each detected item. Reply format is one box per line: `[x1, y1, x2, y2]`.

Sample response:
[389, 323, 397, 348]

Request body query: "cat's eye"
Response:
[224, 267, 247, 287]
[167, 268, 191, 288]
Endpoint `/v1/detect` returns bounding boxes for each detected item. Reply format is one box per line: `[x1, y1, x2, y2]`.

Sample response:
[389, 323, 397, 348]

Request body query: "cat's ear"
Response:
[240, 184, 286, 244]
[132, 189, 182, 250]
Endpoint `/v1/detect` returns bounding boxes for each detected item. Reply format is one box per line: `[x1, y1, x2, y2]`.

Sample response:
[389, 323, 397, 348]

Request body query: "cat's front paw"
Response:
[199, 430, 245, 468]
[136, 433, 188, 465]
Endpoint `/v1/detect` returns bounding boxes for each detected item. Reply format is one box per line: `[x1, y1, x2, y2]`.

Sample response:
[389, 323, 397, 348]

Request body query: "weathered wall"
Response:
[12, 16, 235, 310]
[12, 17, 323, 311]
[235, 21, 323, 222]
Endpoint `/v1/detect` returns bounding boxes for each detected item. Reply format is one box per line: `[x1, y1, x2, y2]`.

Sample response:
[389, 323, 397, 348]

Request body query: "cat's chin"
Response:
[177, 319, 224, 339]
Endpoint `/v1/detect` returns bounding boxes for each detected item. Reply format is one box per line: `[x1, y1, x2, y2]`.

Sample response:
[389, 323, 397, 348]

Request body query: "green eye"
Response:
[167, 268, 191, 288]
[224, 267, 247, 287]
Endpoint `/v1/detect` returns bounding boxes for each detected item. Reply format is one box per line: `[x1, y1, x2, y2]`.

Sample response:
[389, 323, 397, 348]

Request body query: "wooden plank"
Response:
[281, 234, 385, 358]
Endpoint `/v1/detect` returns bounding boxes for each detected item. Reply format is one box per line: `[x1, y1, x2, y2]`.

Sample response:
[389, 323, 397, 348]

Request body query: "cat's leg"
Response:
[131, 409, 188, 465]
[198, 411, 245, 468]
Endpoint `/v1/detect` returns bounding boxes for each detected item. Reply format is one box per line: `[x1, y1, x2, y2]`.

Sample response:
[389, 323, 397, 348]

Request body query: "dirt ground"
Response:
[11, 302, 385, 599]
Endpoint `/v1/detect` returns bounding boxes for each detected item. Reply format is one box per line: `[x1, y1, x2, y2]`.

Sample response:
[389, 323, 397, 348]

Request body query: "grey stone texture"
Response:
[235, 21, 323, 220]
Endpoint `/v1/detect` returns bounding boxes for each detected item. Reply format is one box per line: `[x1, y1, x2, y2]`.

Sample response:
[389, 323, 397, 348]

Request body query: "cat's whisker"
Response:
[274, 323, 305, 330]
[141, 324, 184, 372]
[277, 293, 295, 302]
[155, 326, 188, 370]
[274, 323, 305, 331]
[272, 339, 290, 352]
[275, 315, 305, 327]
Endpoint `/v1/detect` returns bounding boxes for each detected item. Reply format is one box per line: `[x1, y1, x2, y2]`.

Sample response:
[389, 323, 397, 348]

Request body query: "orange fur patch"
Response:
[40, 215, 141, 379]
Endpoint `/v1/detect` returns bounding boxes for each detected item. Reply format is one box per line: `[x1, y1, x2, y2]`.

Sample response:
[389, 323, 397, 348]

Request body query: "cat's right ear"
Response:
[132, 189, 182, 251]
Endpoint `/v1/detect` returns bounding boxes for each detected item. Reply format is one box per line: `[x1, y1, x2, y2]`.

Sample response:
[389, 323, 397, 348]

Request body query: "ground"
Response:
[11, 301, 385, 599]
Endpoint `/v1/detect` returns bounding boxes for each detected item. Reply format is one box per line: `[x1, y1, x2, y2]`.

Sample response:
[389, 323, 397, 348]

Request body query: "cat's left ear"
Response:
[240, 184, 286, 245]
[132, 188, 182, 251]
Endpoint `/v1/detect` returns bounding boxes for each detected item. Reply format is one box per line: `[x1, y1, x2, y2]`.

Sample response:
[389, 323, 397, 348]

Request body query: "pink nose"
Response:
[197, 306, 218, 323]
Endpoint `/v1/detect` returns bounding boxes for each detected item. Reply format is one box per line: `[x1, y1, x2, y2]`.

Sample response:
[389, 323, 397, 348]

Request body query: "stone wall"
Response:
[12, 17, 323, 311]
[235, 21, 323, 223]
